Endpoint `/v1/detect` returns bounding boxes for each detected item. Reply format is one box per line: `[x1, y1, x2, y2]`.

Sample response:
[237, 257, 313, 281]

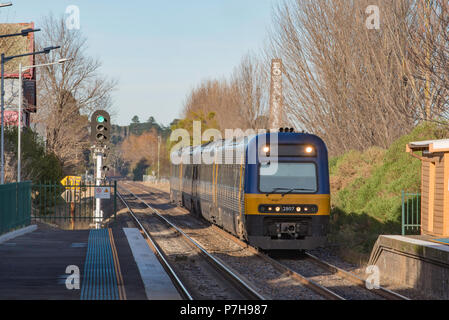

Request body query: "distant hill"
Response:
[111, 116, 175, 145]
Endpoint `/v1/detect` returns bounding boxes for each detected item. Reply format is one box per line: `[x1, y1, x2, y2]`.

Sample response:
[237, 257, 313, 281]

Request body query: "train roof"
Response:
[170, 131, 326, 157]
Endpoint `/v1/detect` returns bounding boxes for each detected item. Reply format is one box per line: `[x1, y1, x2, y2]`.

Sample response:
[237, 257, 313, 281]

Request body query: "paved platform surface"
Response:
[124, 228, 181, 300]
[0, 226, 170, 300]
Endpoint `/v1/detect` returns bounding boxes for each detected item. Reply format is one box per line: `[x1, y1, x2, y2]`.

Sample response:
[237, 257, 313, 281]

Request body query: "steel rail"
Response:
[212, 222, 409, 301]
[210, 220, 408, 301]
[125, 181, 412, 301]
[116, 191, 193, 300]
[121, 182, 344, 300]
[119, 184, 265, 300]
[304, 252, 410, 300]
[207, 224, 345, 300]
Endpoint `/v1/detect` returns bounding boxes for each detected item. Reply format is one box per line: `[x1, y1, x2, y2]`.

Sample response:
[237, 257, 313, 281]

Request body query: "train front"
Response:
[244, 131, 330, 250]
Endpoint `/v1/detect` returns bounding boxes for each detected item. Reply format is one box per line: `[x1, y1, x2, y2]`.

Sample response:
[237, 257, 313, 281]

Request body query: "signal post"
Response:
[90, 110, 111, 228]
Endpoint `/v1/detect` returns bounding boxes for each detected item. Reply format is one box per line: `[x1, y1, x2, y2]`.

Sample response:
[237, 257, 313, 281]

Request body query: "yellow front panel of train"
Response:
[245, 194, 330, 216]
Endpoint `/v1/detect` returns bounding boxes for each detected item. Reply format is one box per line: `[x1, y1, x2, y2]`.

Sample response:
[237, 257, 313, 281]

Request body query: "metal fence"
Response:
[402, 191, 421, 235]
[0, 182, 32, 236]
[31, 181, 117, 230]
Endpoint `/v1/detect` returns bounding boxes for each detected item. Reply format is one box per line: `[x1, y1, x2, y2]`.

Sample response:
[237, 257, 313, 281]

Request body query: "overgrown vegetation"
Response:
[329, 123, 449, 256]
[5, 127, 63, 183]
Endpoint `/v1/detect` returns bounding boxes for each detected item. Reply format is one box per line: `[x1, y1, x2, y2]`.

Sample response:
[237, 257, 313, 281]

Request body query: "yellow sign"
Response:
[61, 176, 82, 190]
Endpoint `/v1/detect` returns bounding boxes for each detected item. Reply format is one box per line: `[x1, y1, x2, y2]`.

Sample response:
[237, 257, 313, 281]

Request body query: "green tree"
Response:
[131, 116, 140, 124]
[132, 158, 149, 181]
[5, 127, 63, 183]
[167, 110, 219, 152]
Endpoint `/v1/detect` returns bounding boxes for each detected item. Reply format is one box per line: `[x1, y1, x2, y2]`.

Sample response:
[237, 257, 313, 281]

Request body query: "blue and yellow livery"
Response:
[170, 131, 330, 250]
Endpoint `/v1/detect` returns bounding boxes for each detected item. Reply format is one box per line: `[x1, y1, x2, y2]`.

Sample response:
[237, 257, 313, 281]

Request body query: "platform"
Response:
[0, 225, 181, 300]
[369, 235, 449, 299]
[431, 238, 449, 245]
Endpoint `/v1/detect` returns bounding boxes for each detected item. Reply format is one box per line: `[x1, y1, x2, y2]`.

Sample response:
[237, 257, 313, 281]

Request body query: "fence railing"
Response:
[31, 181, 117, 230]
[402, 191, 421, 235]
[0, 182, 32, 236]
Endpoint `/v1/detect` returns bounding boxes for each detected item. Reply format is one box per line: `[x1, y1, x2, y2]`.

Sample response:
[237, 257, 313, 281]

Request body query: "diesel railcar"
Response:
[170, 131, 330, 250]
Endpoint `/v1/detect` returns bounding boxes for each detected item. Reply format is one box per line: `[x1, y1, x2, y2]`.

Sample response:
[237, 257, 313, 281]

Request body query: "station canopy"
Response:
[407, 139, 449, 153]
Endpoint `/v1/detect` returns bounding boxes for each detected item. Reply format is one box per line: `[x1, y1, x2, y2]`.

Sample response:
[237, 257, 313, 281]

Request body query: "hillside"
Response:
[329, 123, 449, 257]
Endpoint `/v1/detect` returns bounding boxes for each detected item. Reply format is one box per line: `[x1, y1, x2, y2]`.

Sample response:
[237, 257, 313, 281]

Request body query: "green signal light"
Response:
[97, 116, 105, 123]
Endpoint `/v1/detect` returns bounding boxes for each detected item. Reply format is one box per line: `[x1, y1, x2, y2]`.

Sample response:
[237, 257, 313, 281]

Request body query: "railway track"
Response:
[122, 181, 412, 301]
[120, 182, 345, 300]
[208, 221, 410, 300]
[298, 253, 410, 300]
[117, 188, 264, 300]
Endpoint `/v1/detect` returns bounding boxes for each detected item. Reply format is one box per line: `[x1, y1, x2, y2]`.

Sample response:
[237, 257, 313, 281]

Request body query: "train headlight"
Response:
[262, 146, 270, 153]
[275, 206, 281, 212]
[296, 206, 302, 212]
[305, 146, 314, 154]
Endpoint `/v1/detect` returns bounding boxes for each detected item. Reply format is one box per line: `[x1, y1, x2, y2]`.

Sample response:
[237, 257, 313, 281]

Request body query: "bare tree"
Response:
[267, 0, 422, 155]
[230, 54, 269, 129]
[182, 78, 234, 131]
[405, 0, 449, 121]
[181, 54, 269, 133]
[178, 0, 447, 156]
[120, 131, 158, 170]
[34, 15, 116, 173]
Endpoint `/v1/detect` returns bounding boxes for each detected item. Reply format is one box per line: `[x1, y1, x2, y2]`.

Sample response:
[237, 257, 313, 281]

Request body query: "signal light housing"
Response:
[91, 110, 111, 145]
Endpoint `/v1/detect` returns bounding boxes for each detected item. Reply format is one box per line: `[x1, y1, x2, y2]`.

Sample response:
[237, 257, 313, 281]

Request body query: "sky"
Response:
[1, 0, 275, 126]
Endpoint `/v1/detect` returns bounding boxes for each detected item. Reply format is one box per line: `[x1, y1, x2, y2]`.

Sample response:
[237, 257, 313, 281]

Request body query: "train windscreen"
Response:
[259, 162, 317, 193]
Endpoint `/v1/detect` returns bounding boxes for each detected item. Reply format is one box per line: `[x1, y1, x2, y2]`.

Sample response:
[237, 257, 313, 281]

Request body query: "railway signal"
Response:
[91, 110, 111, 145]
[90, 110, 111, 229]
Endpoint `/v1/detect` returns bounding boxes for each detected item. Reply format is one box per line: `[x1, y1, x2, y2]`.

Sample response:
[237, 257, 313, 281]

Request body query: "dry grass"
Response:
[330, 147, 385, 195]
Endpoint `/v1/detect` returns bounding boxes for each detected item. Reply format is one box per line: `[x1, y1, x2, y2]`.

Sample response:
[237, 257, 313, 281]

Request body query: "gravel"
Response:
[118, 181, 438, 300]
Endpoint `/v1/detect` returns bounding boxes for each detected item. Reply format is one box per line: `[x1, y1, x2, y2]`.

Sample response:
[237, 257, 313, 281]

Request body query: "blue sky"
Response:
[2, 0, 275, 126]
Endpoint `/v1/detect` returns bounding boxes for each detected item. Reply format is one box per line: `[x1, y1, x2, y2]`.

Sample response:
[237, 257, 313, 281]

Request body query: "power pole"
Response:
[269, 59, 283, 130]
[95, 147, 103, 229]
[157, 135, 161, 181]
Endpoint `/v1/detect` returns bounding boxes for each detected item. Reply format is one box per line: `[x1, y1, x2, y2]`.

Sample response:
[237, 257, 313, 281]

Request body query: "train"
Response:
[170, 129, 330, 250]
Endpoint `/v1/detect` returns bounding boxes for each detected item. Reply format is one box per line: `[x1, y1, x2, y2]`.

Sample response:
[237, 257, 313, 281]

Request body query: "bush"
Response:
[330, 122, 449, 254]
[5, 127, 64, 183]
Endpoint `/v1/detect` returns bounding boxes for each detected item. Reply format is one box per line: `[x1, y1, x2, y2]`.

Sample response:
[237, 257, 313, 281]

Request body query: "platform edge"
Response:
[0, 225, 38, 244]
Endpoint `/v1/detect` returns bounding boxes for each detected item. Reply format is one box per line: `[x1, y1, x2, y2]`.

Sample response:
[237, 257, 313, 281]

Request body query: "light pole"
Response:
[17, 58, 70, 182]
[157, 135, 161, 182]
[0, 45, 60, 184]
[0, 28, 40, 39]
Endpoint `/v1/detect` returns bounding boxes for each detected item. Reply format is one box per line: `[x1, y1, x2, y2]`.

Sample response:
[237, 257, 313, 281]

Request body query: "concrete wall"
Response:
[369, 235, 449, 299]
